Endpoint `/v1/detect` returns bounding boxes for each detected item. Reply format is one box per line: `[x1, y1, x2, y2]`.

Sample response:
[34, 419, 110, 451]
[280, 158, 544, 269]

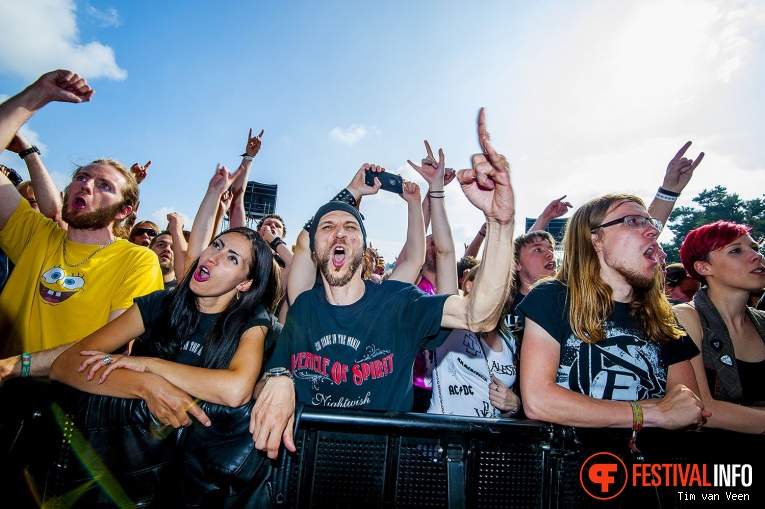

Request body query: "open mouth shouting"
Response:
[544, 261, 556, 271]
[194, 264, 211, 282]
[71, 196, 87, 210]
[644, 244, 659, 265]
[332, 246, 346, 269]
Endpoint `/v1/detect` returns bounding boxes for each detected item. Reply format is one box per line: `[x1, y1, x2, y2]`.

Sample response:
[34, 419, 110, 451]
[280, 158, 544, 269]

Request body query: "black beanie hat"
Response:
[308, 201, 367, 252]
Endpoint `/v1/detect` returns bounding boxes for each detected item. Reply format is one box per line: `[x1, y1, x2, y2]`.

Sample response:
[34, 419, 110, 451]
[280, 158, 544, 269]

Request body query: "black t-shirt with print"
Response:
[517, 280, 698, 401]
[135, 290, 281, 367]
[267, 279, 451, 411]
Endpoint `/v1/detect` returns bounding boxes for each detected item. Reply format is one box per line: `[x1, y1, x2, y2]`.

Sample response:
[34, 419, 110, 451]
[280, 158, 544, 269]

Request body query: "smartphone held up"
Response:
[365, 169, 403, 194]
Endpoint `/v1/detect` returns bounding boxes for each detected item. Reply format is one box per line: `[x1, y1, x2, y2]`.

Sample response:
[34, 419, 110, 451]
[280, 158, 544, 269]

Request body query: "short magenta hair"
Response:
[679, 221, 751, 283]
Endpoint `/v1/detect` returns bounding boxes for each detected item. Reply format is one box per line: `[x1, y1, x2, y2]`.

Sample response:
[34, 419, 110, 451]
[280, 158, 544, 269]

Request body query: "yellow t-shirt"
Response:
[0, 199, 164, 356]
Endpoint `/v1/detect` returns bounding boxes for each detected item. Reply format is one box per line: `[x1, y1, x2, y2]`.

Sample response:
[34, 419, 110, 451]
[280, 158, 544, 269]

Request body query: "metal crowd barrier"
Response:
[1, 379, 762, 508]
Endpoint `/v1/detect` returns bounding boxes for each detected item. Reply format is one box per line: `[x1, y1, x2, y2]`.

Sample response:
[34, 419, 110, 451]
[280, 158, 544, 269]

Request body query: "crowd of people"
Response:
[1, 69, 764, 505]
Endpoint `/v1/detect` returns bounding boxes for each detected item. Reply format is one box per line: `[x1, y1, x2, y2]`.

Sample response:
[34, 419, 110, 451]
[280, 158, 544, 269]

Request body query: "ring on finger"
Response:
[102, 354, 113, 366]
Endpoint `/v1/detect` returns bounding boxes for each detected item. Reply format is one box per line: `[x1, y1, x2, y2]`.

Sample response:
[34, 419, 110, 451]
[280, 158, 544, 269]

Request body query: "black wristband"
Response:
[18, 146, 40, 159]
[303, 216, 314, 232]
[270, 237, 286, 250]
[657, 187, 681, 198]
[332, 188, 358, 208]
[1, 165, 24, 186]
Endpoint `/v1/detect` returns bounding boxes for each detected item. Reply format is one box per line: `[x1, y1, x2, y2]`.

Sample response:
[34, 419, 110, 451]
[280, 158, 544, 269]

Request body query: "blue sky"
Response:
[2, 0, 765, 261]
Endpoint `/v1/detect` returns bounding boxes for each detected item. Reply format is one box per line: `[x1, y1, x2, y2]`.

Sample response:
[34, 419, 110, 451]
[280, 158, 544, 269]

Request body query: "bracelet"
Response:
[478, 230, 486, 237]
[629, 401, 643, 457]
[1, 165, 24, 187]
[655, 191, 677, 202]
[656, 187, 680, 202]
[18, 146, 40, 159]
[332, 188, 358, 208]
[21, 352, 31, 377]
[240, 153, 255, 161]
[303, 217, 313, 232]
[658, 187, 681, 197]
[270, 237, 286, 250]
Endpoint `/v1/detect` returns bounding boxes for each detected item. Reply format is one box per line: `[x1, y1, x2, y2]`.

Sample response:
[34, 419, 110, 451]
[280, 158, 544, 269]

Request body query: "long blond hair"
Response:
[557, 194, 683, 344]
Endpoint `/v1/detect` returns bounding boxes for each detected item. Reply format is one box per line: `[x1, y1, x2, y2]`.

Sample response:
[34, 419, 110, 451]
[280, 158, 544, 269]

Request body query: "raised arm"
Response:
[407, 141, 458, 295]
[6, 131, 65, 227]
[441, 109, 515, 329]
[463, 222, 487, 259]
[387, 180, 425, 284]
[230, 128, 264, 228]
[130, 160, 151, 185]
[0, 70, 93, 229]
[213, 189, 233, 236]
[527, 195, 572, 233]
[648, 141, 704, 229]
[166, 212, 188, 280]
[185, 165, 235, 270]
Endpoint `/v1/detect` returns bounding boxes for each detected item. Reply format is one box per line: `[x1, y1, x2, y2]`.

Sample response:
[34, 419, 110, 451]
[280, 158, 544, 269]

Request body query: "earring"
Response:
[236, 289, 240, 301]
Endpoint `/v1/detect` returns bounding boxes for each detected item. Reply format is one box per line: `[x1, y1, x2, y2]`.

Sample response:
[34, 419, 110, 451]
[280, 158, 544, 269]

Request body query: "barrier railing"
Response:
[1, 379, 762, 508]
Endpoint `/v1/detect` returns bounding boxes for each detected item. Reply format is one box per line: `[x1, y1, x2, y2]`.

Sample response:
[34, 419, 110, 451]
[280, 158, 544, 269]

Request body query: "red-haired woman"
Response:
[673, 220, 765, 433]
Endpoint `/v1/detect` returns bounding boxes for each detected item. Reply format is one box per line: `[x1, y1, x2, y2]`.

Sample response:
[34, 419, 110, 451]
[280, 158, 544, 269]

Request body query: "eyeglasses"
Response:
[590, 215, 662, 233]
[134, 228, 159, 237]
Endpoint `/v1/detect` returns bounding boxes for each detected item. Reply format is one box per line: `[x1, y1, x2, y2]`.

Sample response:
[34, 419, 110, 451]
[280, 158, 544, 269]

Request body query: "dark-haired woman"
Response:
[50, 165, 282, 504]
[673, 220, 765, 434]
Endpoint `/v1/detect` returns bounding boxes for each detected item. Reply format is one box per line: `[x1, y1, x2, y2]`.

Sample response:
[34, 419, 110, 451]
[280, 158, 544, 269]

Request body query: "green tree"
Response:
[661, 186, 765, 263]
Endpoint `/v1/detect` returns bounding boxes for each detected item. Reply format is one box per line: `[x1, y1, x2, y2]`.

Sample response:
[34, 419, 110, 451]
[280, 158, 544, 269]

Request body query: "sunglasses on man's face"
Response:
[134, 228, 159, 237]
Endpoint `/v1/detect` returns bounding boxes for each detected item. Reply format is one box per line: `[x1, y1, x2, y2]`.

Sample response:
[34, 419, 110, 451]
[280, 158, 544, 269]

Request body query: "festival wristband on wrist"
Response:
[656, 187, 681, 202]
[239, 153, 255, 161]
[21, 353, 31, 377]
[629, 401, 644, 457]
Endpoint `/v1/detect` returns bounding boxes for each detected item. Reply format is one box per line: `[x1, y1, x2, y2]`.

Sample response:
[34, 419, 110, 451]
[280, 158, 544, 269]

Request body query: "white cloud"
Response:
[84, 5, 122, 28]
[329, 124, 378, 146]
[0, 0, 127, 81]
[148, 207, 192, 232]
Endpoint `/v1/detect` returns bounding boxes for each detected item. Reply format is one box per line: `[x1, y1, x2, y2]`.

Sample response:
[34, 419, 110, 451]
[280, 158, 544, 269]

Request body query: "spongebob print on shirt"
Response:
[39, 266, 85, 304]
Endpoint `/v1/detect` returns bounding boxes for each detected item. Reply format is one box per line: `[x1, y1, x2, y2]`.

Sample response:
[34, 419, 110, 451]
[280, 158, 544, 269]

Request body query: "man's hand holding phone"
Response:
[365, 168, 403, 194]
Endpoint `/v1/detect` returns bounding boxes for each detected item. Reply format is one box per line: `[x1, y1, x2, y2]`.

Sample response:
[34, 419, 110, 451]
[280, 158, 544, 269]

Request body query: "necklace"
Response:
[63, 238, 115, 267]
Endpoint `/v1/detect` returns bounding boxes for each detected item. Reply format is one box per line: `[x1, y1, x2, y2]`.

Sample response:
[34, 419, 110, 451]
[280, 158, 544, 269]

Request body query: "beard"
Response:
[615, 264, 655, 291]
[159, 258, 174, 275]
[62, 192, 124, 230]
[317, 248, 364, 287]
